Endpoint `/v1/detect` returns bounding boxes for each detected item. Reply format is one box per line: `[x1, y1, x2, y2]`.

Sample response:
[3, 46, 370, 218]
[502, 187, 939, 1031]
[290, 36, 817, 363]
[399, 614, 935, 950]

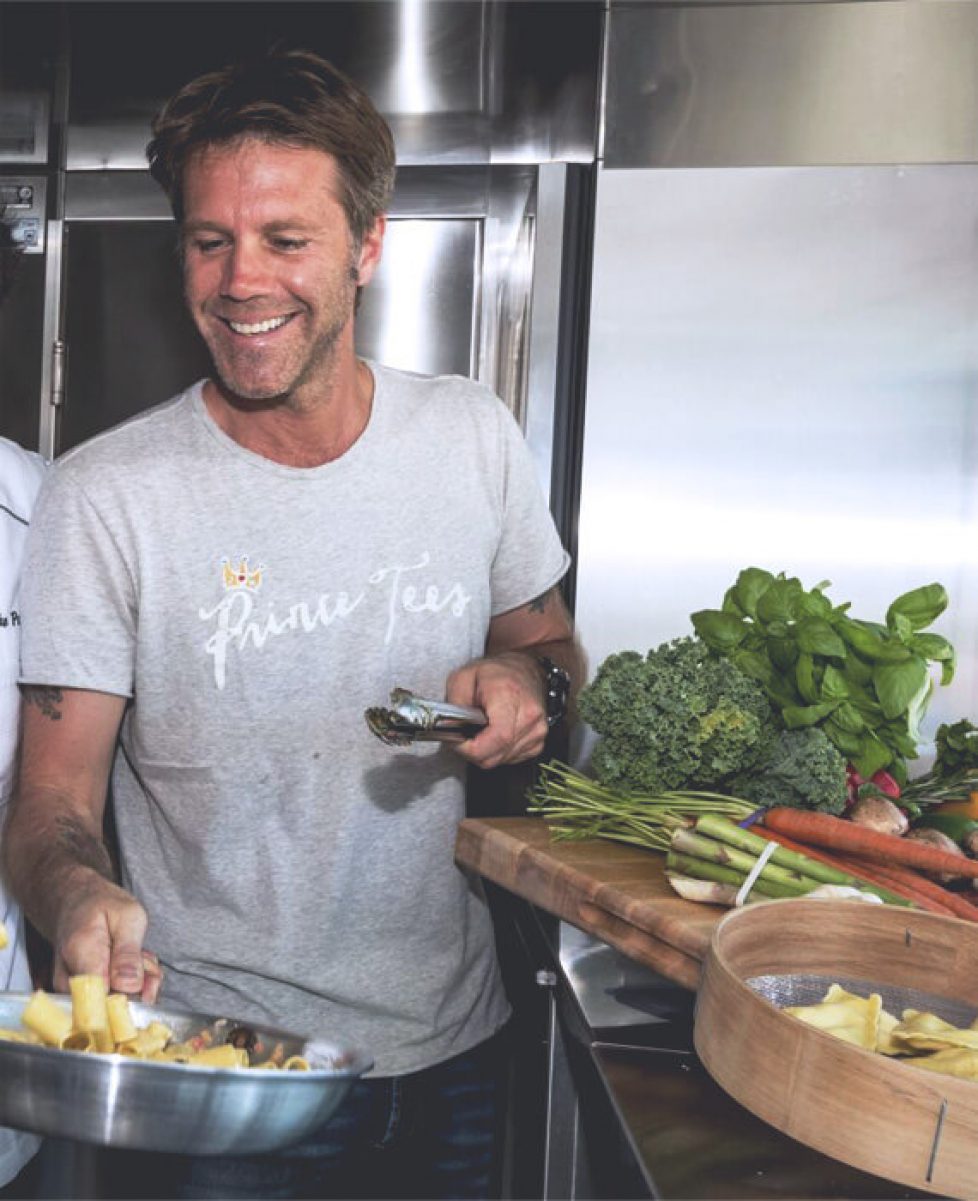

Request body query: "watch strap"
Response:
[537, 655, 571, 728]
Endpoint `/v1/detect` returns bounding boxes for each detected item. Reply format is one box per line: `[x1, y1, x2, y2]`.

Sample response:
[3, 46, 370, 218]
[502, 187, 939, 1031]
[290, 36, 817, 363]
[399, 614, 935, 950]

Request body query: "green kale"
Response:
[730, 727, 848, 815]
[578, 636, 776, 794]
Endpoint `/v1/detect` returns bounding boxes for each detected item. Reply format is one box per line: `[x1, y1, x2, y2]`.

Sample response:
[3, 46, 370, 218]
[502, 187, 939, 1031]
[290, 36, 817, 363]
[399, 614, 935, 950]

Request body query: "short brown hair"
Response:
[147, 48, 396, 246]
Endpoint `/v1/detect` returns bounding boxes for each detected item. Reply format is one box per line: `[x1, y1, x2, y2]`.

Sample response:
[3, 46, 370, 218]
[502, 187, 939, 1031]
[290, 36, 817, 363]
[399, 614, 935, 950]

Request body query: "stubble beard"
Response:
[199, 261, 360, 413]
[209, 313, 349, 413]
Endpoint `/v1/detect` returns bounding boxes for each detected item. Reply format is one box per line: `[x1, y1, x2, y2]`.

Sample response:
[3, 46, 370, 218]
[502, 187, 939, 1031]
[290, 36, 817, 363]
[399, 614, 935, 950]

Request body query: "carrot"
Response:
[763, 808, 978, 881]
[754, 827, 960, 916]
[835, 857, 978, 923]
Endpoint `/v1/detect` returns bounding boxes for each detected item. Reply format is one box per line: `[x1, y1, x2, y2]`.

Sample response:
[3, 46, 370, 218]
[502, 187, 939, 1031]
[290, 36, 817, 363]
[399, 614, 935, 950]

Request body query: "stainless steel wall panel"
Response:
[486, 1, 602, 165]
[65, 1, 488, 170]
[523, 165, 568, 495]
[64, 1, 601, 170]
[65, 172, 171, 221]
[476, 167, 536, 421]
[605, 2, 978, 168]
[575, 164, 978, 762]
[64, 166, 518, 222]
[355, 219, 479, 379]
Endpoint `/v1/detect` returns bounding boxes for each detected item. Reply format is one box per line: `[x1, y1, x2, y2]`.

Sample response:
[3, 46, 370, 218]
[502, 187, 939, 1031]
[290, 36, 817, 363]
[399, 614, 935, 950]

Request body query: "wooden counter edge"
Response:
[456, 817, 703, 990]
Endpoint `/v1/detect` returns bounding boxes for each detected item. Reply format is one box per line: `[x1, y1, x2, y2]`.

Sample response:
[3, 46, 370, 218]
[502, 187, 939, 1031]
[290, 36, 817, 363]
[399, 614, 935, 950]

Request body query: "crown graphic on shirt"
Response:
[221, 556, 264, 591]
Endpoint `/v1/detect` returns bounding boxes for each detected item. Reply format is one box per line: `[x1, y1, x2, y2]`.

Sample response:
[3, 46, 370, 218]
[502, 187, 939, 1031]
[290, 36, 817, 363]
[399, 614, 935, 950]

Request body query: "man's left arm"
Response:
[446, 585, 586, 770]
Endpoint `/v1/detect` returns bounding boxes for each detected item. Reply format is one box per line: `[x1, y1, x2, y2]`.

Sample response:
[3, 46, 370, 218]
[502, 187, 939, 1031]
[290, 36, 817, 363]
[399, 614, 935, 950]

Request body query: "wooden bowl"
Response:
[694, 899, 978, 1200]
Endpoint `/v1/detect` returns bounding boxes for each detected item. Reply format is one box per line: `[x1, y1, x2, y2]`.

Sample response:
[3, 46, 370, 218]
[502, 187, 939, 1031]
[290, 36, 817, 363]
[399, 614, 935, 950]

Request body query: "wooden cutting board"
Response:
[455, 816, 726, 990]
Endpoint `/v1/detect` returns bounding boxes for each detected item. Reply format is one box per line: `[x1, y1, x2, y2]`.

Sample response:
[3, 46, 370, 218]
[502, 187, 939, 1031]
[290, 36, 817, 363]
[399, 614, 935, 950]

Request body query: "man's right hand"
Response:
[53, 877, 162, 1004]
[1, 685, 165, 1001]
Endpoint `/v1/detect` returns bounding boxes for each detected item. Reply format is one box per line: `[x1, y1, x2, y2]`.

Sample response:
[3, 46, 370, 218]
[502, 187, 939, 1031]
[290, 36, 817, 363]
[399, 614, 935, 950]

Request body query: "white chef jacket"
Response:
[0, 436, 45, 1185]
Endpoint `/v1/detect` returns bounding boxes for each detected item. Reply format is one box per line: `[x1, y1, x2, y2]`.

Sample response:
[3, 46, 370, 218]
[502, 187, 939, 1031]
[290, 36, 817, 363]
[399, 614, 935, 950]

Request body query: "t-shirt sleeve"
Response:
[19, 469, 136, 697]
[489, 401, 571, 617]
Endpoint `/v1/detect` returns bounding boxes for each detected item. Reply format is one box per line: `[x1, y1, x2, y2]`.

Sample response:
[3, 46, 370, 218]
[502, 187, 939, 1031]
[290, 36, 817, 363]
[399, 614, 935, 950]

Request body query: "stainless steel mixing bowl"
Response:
[0, 993, 372, 1154]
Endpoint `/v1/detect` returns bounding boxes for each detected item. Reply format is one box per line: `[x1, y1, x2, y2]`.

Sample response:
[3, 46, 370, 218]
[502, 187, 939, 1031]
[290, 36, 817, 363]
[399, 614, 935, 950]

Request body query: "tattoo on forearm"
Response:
[52, 813, 114, 880]
[527, 590, 551, 615]
[21, 685, 64, 721]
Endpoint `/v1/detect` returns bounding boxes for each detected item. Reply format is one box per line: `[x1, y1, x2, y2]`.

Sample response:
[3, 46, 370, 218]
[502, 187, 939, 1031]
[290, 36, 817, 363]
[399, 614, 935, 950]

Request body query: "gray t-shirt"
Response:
[20, 363, 570, 1075]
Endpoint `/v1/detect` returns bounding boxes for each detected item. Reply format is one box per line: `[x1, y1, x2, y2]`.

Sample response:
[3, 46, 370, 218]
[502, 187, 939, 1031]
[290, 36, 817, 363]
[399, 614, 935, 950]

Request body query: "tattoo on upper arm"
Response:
[527, 589, 552, 615]
[21, 685, 64, 721]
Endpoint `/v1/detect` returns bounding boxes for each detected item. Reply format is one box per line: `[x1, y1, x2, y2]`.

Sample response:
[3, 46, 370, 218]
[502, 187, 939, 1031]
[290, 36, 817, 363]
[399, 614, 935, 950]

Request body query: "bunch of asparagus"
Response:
[669, 815, 910, 907]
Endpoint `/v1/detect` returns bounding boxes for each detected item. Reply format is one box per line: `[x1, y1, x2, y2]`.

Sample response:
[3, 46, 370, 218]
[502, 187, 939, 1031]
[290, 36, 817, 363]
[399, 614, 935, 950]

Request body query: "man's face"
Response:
[181, 137, 383, 406]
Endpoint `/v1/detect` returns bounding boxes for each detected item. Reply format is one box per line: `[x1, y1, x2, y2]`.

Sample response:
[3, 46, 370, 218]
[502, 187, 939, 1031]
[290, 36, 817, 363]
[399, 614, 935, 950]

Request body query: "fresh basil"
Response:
[873, 656, 929, 721]
[693, 569, 955, 780]
[796, 618, 847, 658]
[782, 701, 840, 728]
[690, 610, 746, 652]
[730, 567, 774, 619]
[820, 664, 849, 701]
[886, 583, 948, 632]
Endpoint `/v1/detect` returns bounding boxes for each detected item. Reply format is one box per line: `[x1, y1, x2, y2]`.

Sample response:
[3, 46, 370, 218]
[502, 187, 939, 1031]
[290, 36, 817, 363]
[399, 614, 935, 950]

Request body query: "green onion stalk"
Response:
[528, 761, 756, 852]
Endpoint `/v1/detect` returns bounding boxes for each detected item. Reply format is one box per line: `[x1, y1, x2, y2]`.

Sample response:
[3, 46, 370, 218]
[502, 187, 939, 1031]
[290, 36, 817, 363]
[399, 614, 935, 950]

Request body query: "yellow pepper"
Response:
[933, 792, 978, 820]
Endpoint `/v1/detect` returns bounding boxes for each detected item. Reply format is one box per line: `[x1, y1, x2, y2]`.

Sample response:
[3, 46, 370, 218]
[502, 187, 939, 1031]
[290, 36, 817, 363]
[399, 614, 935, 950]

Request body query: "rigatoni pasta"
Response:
[22, 990, 73, 1047]
[2, 976, 310, 1070]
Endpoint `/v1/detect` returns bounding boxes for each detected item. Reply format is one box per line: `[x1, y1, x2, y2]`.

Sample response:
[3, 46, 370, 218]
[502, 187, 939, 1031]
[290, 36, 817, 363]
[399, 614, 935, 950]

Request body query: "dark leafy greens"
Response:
[578, 637, 775, 795]
[577, 635, 848, 812]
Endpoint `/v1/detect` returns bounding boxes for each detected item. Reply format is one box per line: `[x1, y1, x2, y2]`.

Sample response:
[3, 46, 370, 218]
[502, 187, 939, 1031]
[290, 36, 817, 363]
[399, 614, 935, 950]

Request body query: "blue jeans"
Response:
[99, 1028, 508, 1200]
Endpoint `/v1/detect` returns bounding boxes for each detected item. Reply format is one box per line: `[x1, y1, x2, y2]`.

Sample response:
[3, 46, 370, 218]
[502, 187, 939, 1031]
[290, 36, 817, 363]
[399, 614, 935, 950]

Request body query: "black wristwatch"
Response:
[537, 656, 571, 728]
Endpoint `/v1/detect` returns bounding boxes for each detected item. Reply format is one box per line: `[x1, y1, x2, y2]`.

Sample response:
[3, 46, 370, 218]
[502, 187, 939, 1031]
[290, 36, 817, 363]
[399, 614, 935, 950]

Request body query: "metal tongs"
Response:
[365, 688, 488, 747]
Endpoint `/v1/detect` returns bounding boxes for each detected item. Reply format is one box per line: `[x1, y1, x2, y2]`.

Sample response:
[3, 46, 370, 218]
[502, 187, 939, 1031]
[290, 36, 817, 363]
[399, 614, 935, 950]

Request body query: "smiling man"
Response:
[5, 48, 583, 1201]
[182, 140, 378, 452]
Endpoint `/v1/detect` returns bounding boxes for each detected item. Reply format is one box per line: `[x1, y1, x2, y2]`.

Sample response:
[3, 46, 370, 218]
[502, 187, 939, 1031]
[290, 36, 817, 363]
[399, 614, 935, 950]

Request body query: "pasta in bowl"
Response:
[0, 982, 373, 1154]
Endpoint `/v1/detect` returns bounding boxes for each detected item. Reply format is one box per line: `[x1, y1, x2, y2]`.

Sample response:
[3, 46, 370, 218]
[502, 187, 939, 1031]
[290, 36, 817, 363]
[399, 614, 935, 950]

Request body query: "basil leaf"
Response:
[820, 664, 849, 701]
[886, 583, 949, 632]
[796, 589, 832, 618]
[840, 649, 874, 687]
[731, 648, 776, 689]
[905, 674, 933, 744]
[690, 609, 746, 652]
[768, 636, 798, 673]
[837, 619, 911, 663]
[831, 702, 866, 734]
[852, 732, 893, 779]
[844, 685, 883, 723]
[782, 701, 839, 728]
[731, 567, 774, 619]
[796, 618, 847, 658]
[910, 632, 954, 661]
[721, 586, 745, 617]
[755, 577, 803, 623]
[891, 612, 913, 641]
[823, 719, 864, 757]
[835, 619, 886, 660]
[911, 633, 956, 686]
[795, 653, 818, 703]
[873, 655, 929, 720]
[880, 723, 918, 759]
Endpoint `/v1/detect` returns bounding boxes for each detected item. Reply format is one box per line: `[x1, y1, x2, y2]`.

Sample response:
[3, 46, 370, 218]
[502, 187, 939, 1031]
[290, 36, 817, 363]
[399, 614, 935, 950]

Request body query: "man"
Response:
[0, 213, 44, 1199]
[5, 49, 582, 1200]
